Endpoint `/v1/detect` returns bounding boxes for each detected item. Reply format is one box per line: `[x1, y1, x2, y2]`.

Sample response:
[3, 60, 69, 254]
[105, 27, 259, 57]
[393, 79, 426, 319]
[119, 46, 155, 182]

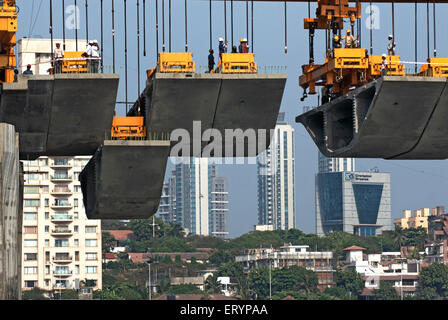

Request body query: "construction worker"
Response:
[381, 53, 388, 76]
[54, 43, 64, 74]
[341, 30, 357, 48]
[23, 64, 33, 75]
[239, 38, 249, 53]
[332, 35, 341, 49]
[231, 45, 238, 53]
[387, 35, 396, 55]
[86, 40, 100, 73]
[208, 49, 215, 73]
[218, 37, 227, 59]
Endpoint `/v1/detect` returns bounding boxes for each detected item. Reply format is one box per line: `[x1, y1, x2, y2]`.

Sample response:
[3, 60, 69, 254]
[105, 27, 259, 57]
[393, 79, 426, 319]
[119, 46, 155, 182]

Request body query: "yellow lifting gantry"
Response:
[0, 0, 17, 83]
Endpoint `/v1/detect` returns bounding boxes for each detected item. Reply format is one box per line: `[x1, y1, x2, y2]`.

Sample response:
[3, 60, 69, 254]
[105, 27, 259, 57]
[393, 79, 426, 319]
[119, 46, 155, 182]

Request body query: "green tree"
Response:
[248, 267, 270, 299]
[164, 223, 184, 238]
[416, 263, 448, 299]
[22, 287, 49, 300]
[128, 217, 165, 241]
[209, 250, 231, 266]
[167, 284, 203, 295]
[335, 269, 364, 299]
[374, 281, 399, 300]
[205, 274, 222, 294]
[102, 231, 116, 253]
[60, 289, 79, 300]
[95, 288, 125, 300]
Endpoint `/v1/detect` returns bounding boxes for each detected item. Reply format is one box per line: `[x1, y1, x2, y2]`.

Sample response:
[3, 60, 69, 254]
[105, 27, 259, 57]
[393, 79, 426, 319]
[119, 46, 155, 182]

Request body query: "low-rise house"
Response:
[127, 251, 211, 264]
[103, 253, 118, 263]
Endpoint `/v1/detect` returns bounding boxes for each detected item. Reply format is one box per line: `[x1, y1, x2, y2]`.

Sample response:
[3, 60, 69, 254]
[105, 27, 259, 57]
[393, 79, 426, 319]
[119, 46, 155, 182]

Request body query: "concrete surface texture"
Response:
[1, 73, 119, 160]
[80, 140, 171, 219]
[145, 73, 287, 157]
[296, 76, 448, 159]
[0, 123, 22, 300]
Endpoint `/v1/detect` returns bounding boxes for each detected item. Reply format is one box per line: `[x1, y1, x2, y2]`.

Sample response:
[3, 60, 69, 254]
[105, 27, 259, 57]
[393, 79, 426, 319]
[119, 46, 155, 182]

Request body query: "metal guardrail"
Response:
[198, 65, 287, 74]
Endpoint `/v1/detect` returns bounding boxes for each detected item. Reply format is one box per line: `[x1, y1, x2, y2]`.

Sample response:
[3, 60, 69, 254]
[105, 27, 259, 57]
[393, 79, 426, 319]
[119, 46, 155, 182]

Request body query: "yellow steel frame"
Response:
[0, 0, 16, 83]
[61, 51, 88, 73]
[419, 58, 448, 78]
[158, 52, 195, 73]
[219, 53, 257, 74]
[111, 117, 146, 140]
[367, 55, 404, 78]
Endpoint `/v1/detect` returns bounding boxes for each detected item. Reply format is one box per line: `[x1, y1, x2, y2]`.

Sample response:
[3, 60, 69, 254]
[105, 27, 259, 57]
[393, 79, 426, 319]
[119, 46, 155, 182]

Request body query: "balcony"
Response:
[51, 188, 72, 196]
[50, 175, 72, 182]
[50, 160, 72, 168]
[53, 255, 72, 263]
[51, 215, 73, 222]
[51, 202, 72, 210]
[54, 270, 72, 277]
[51, 228, 72, 236]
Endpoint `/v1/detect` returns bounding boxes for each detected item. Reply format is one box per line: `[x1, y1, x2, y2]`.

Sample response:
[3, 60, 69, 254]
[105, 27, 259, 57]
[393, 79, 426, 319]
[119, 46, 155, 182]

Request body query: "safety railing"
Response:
[198, 65, 287, 74]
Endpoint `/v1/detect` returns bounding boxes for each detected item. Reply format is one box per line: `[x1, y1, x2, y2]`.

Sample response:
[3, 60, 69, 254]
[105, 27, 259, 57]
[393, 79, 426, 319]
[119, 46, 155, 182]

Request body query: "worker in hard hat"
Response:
[231, 45, 238, 53]
[381, 53, 388, 76]
[23, 64, 33, 75]
[218, 37, 227, 59]
[53, 43, 64, 74]
[332, 35, 341, 49]
[341, 29, 357, 48]
[208, 49, 215, 73]
[85, 40, 100, 73]
[387, 35, 396, 55]
[239, 38, 249, 53]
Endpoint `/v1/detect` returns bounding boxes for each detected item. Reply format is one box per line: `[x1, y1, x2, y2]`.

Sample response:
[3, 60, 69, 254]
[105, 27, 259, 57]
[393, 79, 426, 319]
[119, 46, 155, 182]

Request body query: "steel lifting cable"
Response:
[156, 0, 159, 59]
[185, 0, 188, 52]
[143, 0, 146, 56]
[75, 0, 78, 51]
[124, 0, 128, 111]
[231, 0, 234, 48]
[369, 0, 372, 55]
[426, 1, 430, 59]
[433, 1, 436, 57]
[284, 0, 287, 53]
[251, 0, 253, 53]
[169, 0, 171, 52]
[101, 0, 104, 72]
[85, 0, 88, 45]
[162, 0, 165, 52]
[112, 0, 116, 73]
[392, 0, 395, 43]
[50, 0, 53, 66]
[224, 0, 227, 45]
[62, 0, 65, 50]
[209, 0, 212, 50]
[415, 2, 417, 73]
[246, 0, 249, 43]
[137, 0, 141, 94]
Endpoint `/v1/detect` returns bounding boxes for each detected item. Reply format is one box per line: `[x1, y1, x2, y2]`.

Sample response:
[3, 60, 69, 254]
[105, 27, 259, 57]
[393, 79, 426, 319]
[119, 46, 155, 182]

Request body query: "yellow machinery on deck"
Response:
[61, 51, 88, 73]
[157, 52, 195, 73]
[367, 55, 405, 80]
[419, 58, 448, 77]
[0, 0, 16, 83]
[218, 53, 257, 74]
[111, 117, 146, 140]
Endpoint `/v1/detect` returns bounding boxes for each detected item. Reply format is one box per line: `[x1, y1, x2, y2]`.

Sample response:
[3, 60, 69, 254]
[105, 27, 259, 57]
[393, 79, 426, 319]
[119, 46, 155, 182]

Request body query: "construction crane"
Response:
[0, 0, 17, 83]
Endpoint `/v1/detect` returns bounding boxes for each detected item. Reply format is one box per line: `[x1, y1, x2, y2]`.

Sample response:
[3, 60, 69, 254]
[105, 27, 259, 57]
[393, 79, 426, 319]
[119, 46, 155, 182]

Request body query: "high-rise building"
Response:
[156, 159, 229, 237]
[318, 152, 355, 173]
[315, 171, 392, 236]
[257, 112, 295, 230]
[21, 156, 102, 296]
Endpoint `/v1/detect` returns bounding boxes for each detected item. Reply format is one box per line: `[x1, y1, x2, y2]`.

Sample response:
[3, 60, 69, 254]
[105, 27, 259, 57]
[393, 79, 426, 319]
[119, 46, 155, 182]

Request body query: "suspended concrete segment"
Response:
[80, 140, 171, 219]
[129, 72, 287, 157]
[0, 73, 119, 160]
[296, 76, 448, 160]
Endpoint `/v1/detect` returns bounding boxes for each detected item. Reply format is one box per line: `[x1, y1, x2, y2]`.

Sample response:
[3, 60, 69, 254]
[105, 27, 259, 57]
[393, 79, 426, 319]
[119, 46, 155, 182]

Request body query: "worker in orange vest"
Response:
[239, 38, 249, 53]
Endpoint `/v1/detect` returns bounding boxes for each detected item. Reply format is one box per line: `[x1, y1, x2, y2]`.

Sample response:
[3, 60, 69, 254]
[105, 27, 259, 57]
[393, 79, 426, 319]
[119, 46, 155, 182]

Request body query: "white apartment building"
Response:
[318, 152, 355, 173]
[257, 112, 295, 230]
[21, 156, 102, 296]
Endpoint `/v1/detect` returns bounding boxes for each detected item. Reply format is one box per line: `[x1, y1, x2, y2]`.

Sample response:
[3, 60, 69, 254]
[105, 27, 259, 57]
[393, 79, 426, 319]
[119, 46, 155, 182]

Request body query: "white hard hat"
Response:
[382, 53, 387, 57]
[93, 40, 98, 44]
[88, 40, 94, 44]
[218, 37, 224, 42]
[388, 34, 393, 38]
[243, 38, 248, 42]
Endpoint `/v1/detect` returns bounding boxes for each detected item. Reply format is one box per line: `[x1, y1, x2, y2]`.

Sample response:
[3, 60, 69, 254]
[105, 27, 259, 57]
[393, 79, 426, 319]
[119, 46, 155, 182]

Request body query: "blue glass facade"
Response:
[352, 183, 384, 224]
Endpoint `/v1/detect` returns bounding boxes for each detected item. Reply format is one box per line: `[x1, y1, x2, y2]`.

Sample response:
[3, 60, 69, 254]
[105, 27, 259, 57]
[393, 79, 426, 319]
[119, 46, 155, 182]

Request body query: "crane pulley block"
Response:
[111, 117, 146, 140]
[219, 53, 258, 74]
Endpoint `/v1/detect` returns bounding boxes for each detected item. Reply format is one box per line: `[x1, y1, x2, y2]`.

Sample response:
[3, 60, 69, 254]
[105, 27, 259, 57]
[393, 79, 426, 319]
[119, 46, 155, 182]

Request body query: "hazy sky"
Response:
[18, 0, 448, 237]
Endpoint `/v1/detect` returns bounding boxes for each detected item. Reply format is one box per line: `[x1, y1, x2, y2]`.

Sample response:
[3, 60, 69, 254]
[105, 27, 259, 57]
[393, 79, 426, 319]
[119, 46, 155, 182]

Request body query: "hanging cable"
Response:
[75, 0, 78, 51]
[143, 0, 146, 56]
[112, 0, 115, 73]
[184, 0, 188, 52]
[124, 0, 128, 111]
[251, 0, 254, 53]
[209, 0, 212, 50]
[231, 0, 234, 47]
[137, 0, 140, 95]
[308, 0, 310, 18]
[433, 2, 436, 57]
[85, 0, 88, 45]
[169, 0, 171, 52]
[50, 0, 53, 66]
[162, 0, 165, 52]
[156, 0, 159, 59]
[426, 1, 430, 60]
[284, 0, 287, 53]
[415, 2, 417, 73]
[101, 0, 104, 72]
[246, 0, 249, 42]
[62, 0, 66, 50]
[369, 0, 372, 55]
[392, 0, 395, 43]
[224, 0, 227, 45]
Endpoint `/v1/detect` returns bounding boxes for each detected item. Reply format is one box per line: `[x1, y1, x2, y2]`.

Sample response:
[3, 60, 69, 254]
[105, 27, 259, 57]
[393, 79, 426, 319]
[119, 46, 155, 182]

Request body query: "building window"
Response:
[85, 252, 97, 261]
[44, 199, 49, 207]
[24, 173, 39, 180]
[44, 226, 49, 233]
[45, 239, 50, 247]
[74, 212, 79, 219]
[85, 239, 97, 247]
[85, 226, 97, 233]
[24, 212, 37, 220]
[74, 199, 78, 207]
[24, 240, 37, 247]
[24, 226, 37, 234]
[24, 267, 38, 274]
[74, 239, 79, 247]
[75, 265, 80, 275]
[40, 158, 48, 166]
[85, 266, 97, 274]
[24, 186, 39, 194]
[24, 199, 39, 207]
[25, 281, 36, 288]
[45, 266, 50, 274]
[74, 186, 80, 192]
[74, 226, 78, 233]
[24, 253, 37, 261]
[55, 266, 69, 275]
[42, 186, 49, 193]
[55, 239, 69, 247]
[45, 212, 49, 220]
